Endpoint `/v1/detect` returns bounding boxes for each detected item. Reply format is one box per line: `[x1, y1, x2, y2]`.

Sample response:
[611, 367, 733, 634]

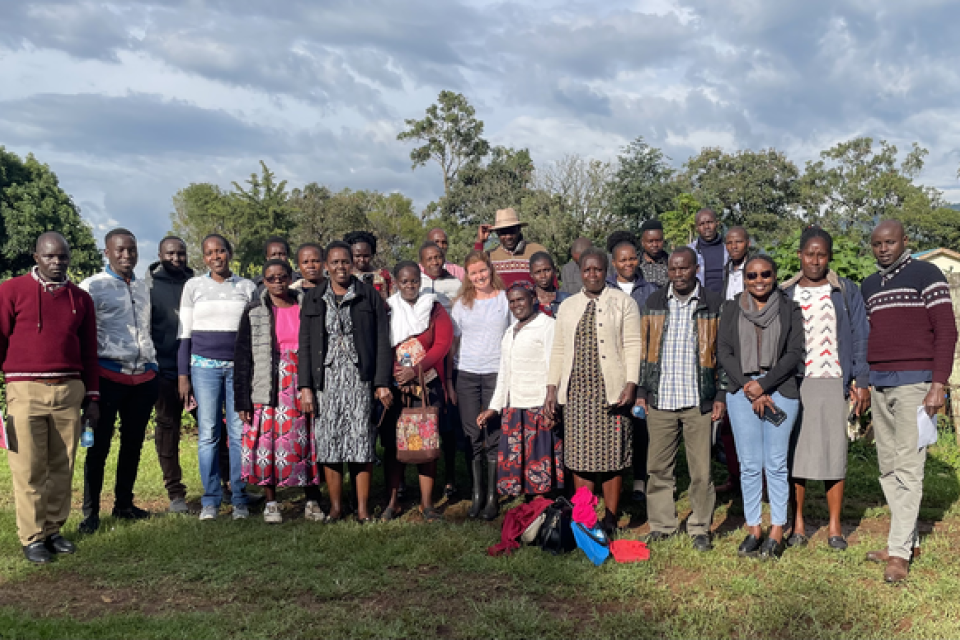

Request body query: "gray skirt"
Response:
[791, 377, 848, 480]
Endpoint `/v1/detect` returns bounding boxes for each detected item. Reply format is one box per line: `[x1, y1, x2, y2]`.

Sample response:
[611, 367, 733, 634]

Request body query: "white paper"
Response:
[917, 406, 938, 449]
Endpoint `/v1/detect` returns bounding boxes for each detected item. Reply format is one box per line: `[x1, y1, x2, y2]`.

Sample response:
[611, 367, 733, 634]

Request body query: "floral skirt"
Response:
[496, 406, 564, 496]
[241, 350, 318, 487]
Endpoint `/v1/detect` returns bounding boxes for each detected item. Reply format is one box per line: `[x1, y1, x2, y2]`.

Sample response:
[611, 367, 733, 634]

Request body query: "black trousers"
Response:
[455, 370, 499, 462]
[83, 376, 159, 516]
[154, 376, 187, 500]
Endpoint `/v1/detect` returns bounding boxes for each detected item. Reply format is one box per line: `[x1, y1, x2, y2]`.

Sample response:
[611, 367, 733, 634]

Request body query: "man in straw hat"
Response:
[473, 208, 547, 288]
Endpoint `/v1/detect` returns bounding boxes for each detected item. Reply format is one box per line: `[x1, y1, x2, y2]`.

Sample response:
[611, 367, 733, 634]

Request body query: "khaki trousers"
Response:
[646, 406, 716, 536]
[5, 380, 84, 545]
[871, 383, 929, 561]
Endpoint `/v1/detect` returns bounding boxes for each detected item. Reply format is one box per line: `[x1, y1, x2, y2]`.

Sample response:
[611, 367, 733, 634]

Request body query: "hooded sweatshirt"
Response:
[145, 261, 195, 378]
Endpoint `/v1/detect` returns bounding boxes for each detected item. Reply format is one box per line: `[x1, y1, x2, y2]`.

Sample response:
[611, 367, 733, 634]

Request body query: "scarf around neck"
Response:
[738, 289, 782, 375]
[387, 291, 437, 346]
[877, 249, 911, 280]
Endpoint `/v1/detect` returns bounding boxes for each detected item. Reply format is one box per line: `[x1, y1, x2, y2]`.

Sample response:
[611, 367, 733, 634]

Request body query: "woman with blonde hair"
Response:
[450, 250, 510, 520]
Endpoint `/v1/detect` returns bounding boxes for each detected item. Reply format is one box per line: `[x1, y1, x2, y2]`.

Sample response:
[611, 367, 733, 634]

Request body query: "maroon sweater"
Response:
[861, 257, 958, 384]
[0, 271, 100, 398]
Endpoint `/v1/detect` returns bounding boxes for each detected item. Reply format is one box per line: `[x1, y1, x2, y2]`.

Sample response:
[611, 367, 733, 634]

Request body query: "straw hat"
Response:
[490, 207, 528, 231]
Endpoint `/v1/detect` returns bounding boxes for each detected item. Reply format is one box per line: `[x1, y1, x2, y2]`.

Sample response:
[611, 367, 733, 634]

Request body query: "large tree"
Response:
[170, 182, 242, 272]
[682, 147, 801, 244]
[799, 137, 928, 245]
[397, 90, 491, 196]
[0, 147, 100, 280]
[535, 154, 616, 241]
[288, 183, 369, 250]
[606, 137, 678, 233]
[230, 161, 294, 273]
[170, 161, 294, 276]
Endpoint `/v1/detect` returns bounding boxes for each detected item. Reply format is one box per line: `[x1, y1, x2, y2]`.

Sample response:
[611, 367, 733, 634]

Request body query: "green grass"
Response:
[1, 426, 960, 639]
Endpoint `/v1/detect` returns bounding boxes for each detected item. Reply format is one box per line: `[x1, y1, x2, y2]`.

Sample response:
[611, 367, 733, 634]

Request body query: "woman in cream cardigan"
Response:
[544, 247, 643, 537]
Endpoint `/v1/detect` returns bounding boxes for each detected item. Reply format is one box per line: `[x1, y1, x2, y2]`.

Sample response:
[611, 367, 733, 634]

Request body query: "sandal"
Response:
[786, 533, 808, 548]
[420, 506, 444, 523]
[828, 535, 848, 550]
[380, 506, 401, 522]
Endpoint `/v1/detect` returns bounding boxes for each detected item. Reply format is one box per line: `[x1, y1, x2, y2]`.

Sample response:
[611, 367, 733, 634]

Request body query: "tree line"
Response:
[2, 90, 958, 281]
[170, 91, 960, 277]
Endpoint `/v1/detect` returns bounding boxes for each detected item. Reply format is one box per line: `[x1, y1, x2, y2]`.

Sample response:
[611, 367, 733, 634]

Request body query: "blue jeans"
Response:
[192, 365, 247, 508]
[726, 385, 800, 527]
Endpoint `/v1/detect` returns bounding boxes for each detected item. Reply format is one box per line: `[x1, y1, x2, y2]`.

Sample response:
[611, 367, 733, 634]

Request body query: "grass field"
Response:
[2, 422, 960, 639]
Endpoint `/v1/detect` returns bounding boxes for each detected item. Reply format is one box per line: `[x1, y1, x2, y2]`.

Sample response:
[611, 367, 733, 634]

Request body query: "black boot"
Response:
[481, 460, 499, 521]
[468, 459, 485, 519]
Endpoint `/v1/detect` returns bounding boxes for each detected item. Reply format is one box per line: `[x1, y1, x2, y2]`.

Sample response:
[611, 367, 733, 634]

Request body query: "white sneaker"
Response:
[263, 502, 282, 524]
[199, 505, 218, 521]
[304, 500, 327, 522]
[232, 504, 249, 520]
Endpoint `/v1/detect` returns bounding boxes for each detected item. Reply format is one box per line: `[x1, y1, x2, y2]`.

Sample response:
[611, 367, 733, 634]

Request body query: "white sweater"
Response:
[489, 312, 555, 412]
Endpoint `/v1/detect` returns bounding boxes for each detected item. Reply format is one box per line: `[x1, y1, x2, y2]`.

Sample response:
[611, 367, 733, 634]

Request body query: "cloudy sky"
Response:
[1, 0, 958, 269]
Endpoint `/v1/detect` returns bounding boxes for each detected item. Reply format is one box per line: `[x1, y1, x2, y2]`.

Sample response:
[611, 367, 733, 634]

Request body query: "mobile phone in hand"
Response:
[762, 404, 788, 426]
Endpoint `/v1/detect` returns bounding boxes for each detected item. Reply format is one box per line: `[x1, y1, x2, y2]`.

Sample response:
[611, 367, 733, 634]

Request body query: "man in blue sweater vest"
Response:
[861, 220, 957, 583]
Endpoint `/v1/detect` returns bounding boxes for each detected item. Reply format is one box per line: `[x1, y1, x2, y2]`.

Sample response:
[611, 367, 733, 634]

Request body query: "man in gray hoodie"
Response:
[146, 237, 194, 514]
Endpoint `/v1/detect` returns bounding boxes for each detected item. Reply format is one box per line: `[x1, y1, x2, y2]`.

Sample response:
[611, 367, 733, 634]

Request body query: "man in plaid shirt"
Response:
[637, 247, 726, 552]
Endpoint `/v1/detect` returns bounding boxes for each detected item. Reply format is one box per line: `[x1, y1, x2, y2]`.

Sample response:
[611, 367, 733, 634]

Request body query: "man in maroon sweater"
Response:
[0, 232, 100, 564]
[861, 220, 958, 583]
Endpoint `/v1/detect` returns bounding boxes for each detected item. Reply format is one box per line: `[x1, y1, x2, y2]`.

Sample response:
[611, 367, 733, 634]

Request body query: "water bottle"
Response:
[80, 418, 94, 448]
[632, 405, 646, 420]
[400, 352, 413, 368]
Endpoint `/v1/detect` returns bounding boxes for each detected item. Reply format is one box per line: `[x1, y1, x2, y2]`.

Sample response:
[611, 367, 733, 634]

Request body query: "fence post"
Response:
[949, 274, 960, 446]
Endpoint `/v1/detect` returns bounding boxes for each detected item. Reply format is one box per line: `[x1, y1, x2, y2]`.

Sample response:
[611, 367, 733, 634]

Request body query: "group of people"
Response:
[0, 205, 955, 585]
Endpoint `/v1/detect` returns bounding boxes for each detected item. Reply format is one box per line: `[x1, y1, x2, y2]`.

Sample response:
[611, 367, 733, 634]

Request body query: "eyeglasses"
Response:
[745, 270, 774, 281]
[264, 274, 290, 283]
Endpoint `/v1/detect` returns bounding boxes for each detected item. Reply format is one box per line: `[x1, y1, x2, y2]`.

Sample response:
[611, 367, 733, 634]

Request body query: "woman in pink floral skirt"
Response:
[234, 259, 322, 524]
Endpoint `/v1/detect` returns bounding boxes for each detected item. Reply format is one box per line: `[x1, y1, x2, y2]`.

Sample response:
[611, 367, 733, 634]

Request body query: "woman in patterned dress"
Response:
[234, 259, 323, 524]
[478, 281, 563, 498]
[544, 248, 644, 538]
[299, 241, 393, 522]
[782, 227, 870, 550]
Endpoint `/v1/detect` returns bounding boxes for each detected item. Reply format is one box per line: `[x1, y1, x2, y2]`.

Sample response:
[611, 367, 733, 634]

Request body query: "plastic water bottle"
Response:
[80, 418, 94, 448]
[632, 405, 646, 420]
[400, 352, 413, 368]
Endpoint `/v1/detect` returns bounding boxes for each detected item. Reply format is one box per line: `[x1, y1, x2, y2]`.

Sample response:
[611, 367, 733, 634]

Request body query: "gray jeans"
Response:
[871, 383, 929, 560]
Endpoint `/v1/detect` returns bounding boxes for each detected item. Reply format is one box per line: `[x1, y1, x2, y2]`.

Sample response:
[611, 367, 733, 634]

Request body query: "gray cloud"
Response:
[2, 0, 959, 267]
[0, 93, 286, 156]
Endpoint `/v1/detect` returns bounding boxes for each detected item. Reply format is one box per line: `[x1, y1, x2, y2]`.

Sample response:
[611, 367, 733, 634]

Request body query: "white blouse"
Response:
[489, 312, 555, 411]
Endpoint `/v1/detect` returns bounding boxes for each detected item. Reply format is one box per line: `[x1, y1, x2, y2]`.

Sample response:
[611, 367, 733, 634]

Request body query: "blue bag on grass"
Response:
[573, 521, 610, 566]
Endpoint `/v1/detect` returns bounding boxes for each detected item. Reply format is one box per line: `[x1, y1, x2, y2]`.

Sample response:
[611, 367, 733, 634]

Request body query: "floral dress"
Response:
[241, 304, 318, 487]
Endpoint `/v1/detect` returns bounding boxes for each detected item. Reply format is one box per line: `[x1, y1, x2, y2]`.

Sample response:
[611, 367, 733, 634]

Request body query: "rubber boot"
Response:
[468, 459, 485, 519]
[481, 460, 500, 521]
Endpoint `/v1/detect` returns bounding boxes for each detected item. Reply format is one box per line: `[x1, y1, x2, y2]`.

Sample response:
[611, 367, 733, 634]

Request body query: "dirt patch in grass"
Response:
[0, 572, 229, 620]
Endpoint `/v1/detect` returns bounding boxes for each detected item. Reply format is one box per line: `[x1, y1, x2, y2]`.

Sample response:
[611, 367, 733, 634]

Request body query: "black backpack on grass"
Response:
[537, 497, 576, 555]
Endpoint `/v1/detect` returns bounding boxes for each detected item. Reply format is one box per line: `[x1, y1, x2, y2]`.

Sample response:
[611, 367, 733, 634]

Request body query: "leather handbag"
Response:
[537, 497, 576, 555]
[396, 367, 441, 464]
